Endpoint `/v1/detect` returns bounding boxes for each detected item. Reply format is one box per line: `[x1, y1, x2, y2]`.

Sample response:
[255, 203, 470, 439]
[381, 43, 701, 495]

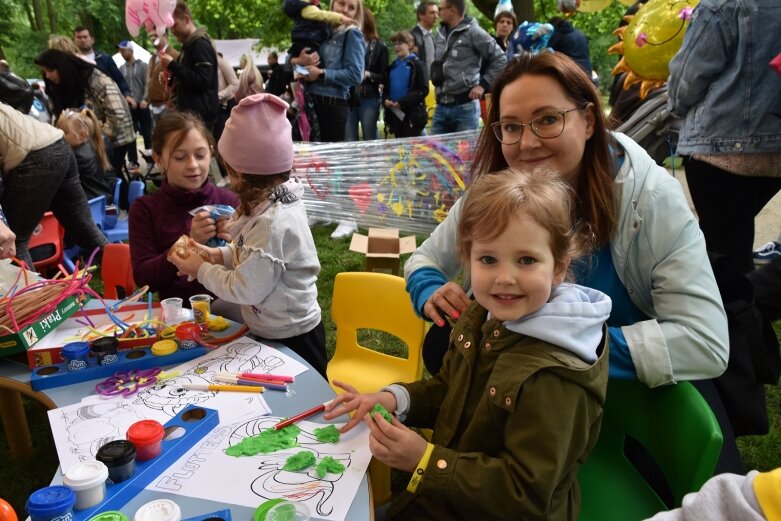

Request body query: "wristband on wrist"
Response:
[407, 443, 435, 493]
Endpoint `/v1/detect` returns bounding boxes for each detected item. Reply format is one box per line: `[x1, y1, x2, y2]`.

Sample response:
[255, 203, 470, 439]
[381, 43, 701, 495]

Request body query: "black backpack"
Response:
[0, 71, 34, 114]
[709, 252, 781, 436]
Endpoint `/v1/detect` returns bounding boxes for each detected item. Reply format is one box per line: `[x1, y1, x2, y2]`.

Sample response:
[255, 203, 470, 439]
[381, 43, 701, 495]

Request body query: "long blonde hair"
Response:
[236, 54, 264, 102]
[57, 108, 111, 171]
[48, 35, 80, 55]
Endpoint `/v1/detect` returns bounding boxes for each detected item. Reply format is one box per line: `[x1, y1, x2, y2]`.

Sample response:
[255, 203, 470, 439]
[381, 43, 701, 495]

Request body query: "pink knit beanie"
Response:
[218, 93, 293, 175]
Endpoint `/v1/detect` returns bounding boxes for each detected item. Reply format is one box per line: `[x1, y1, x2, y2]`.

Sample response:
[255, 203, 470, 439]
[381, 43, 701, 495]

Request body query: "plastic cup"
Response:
[126, 420, 165, 461]
[62, 342, 90, 371]
[188, 294, 211, 328]
[90, 337, 119, 366]
[174, 322, 201, 350]
[133, 499, 181, 521]
[87, 511, 129, 521]
[26, 486, 76, 521]
[96, 439, 136, 484]
[265, 501, 310, 521]
[62, 460, 109, 510]
[160, 298, 183, 325]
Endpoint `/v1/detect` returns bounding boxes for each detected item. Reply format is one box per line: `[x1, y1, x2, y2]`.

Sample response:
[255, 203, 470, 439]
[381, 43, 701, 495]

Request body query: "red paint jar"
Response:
[174, 323, 201, 350]
[126, 420, 165, 461]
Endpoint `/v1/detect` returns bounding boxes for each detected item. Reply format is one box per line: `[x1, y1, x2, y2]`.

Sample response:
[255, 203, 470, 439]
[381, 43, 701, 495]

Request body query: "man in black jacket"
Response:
[159, 1, 219, 133]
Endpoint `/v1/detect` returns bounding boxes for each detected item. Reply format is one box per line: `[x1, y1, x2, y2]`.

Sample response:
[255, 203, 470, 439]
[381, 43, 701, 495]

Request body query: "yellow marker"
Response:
[182, 383, 264, 393]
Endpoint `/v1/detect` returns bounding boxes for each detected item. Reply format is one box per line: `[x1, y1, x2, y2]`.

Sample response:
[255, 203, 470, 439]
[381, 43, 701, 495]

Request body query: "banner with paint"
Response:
[296, 130, 478, 235]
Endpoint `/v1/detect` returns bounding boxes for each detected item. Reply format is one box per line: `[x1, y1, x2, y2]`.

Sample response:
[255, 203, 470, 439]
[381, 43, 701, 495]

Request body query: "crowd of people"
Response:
[1, 0, 780, 519]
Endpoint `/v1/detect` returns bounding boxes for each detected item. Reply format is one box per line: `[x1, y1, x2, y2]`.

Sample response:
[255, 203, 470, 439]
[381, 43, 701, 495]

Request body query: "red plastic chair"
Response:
[27, 211, 64, 273]
[100, 243, 135, 299]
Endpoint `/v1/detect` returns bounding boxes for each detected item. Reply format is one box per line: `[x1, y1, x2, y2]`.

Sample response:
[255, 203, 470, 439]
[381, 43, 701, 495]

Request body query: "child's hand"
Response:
[323, 380, 397, 433]
[340, 14, 355, 25]
[190, 211, 217, 244]
[366, 414, 428, 473]
[168, 246, 204, 279]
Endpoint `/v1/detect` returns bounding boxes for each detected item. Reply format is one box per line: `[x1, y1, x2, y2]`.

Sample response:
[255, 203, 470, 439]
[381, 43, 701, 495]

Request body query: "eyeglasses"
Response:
[490, 107, 582, 144]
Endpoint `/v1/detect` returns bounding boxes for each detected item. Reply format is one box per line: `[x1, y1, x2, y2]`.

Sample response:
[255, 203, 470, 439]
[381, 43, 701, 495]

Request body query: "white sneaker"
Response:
[331, 220, 357, 239]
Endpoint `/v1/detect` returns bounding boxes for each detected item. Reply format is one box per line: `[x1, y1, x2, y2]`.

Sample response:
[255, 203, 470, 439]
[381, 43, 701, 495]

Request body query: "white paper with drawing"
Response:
[47, 337, 306, 471]
[148, 417, 372, 521]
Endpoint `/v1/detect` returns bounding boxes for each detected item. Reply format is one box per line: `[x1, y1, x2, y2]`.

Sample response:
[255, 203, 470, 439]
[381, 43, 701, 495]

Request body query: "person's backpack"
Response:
[0, 71, 34, 114]
[709, 252, 781, 436]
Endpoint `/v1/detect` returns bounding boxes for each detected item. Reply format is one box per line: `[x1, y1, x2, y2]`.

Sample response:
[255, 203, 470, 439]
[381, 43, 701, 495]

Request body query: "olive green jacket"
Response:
[389, 301, 609, 521]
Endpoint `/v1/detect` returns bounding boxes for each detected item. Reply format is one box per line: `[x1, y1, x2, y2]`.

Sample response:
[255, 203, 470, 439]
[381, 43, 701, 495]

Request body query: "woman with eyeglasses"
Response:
[404, 52, 729, 423]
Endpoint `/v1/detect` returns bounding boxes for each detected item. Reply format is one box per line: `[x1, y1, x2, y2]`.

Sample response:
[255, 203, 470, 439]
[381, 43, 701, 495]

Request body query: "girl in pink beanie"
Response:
[168, 93, 327, 376]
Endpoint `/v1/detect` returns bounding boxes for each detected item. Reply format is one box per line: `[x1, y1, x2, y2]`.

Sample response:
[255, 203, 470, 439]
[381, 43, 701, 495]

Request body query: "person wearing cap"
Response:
[168, 93, 327, 377]
[118, 40, 152, 168]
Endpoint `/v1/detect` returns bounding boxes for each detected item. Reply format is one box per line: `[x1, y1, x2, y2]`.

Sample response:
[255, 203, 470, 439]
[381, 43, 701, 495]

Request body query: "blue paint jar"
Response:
[96, 439, 137, 483]
[62, 342, 90, 372]
[90, 337, 119, 366]
[26, 486, 76, 521]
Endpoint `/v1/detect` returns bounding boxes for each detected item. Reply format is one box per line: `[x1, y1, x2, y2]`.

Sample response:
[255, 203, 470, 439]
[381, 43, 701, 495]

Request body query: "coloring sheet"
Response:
[48, 337, 308, 471]
[148, 417, 372, 521]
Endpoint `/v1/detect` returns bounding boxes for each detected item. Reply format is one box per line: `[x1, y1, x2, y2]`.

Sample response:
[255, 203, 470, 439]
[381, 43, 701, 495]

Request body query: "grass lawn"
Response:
[1, 223, 779, 516]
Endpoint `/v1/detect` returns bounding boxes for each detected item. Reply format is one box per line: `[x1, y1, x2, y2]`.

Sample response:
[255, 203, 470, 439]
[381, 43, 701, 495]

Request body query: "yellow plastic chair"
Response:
[578, 379, 723, 521]
[329, 271, 426, 394]
[329, 271, 427, 506]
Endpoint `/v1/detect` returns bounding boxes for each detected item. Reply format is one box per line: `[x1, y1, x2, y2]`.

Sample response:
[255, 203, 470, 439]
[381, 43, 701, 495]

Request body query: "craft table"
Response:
[0, 335, 372, 521]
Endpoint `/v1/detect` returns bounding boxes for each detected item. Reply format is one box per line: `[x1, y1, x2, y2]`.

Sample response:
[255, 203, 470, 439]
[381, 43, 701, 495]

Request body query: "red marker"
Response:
[274, 400, 332, 430]
[240, 372, 294, 383]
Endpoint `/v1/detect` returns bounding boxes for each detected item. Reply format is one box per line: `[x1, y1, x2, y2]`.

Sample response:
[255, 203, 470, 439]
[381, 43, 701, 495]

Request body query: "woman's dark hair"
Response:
[362, 7, 379, 41]
[470, 52, 616, 246]
[34, 49, 95, 116]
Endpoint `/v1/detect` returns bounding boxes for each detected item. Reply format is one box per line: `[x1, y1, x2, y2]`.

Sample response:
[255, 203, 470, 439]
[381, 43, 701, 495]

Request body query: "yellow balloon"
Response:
[578, 0, 612, 13]
[623, 0, 700, 81]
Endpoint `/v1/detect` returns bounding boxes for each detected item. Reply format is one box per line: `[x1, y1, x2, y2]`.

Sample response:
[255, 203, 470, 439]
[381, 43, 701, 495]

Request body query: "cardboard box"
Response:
[0, 294, 85, 358]
[349, 228, 416, 276]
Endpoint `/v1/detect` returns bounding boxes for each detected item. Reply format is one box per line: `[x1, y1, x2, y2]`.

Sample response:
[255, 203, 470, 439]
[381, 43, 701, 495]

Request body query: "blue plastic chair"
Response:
[61, 196, 107, 271]
[128, 180, 145, 207]
[105, 179, 121, 229]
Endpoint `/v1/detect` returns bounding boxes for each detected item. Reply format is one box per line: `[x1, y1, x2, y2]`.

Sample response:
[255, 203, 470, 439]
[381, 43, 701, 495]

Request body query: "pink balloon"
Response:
[125, 0, 175, 38]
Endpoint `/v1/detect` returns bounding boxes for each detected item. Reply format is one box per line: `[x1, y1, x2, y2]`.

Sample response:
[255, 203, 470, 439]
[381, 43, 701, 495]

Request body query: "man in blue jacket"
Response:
[74, 26, 132, 103]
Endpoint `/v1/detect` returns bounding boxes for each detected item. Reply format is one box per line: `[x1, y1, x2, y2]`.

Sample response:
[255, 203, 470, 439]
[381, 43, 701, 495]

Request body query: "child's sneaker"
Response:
[753, 241, 781, 265]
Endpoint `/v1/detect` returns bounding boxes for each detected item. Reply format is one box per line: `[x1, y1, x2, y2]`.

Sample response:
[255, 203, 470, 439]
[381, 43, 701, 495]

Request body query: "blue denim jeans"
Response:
[430, 100, 480, 135]
[345, 96, 381, 141]
[2, 138, 107, 269]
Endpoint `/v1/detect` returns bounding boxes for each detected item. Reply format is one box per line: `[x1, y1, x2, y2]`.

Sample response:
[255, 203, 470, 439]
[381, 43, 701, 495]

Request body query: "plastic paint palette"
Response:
[29, 345, 209, 391]
[69, 405, 219, 521]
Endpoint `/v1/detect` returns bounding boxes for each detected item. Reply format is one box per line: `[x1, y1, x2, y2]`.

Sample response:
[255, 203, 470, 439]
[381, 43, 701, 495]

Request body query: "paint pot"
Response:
[133, 499, 181, 521]
[26, 486, 76, 521]
[90, 337, 119, 366]
[62, 460, 109, 510]
[151, 339, 178, 356]
[265, 501, 310, 521]
[126, 419, 165, 461]
[188, 294, 211, 328]
[87, 511, 129, 521]
[175, 323, 201, 350]
[61, 342, 90, 372]
[96, 439, 136, 483]
[160, 297, 183, 325]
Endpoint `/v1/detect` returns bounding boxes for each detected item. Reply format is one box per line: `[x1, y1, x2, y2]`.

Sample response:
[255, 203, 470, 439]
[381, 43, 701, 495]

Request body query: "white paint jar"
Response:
[62, 460, 109, 510]
[133, 499, 181, 521]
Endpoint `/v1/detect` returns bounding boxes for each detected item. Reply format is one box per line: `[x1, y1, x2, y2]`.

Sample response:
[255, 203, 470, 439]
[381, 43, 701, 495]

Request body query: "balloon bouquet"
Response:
[125, 0, 177, 98]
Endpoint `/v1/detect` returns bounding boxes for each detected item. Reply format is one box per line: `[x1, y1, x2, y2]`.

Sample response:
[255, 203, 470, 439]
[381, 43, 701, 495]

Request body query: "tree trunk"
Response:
[24, 0, 35, 29]
[471, 0, 536, 23]
[46, 0, 57, 33]
[31, 0, 44, 31]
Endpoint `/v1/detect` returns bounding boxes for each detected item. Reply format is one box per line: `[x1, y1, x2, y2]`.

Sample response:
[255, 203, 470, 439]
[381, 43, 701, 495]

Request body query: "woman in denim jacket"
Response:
[292, 0, 365, 143]
[668, 0, 781, 274]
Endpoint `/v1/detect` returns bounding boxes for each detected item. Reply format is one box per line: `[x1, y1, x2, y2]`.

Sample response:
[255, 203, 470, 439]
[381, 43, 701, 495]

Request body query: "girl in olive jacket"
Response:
[325, 167, 611, 520]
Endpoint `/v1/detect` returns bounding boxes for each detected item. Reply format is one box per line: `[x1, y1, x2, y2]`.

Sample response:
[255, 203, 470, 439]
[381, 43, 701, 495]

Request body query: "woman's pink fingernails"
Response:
[451, 311, 459, 319]
[437, 320, 445, 327]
